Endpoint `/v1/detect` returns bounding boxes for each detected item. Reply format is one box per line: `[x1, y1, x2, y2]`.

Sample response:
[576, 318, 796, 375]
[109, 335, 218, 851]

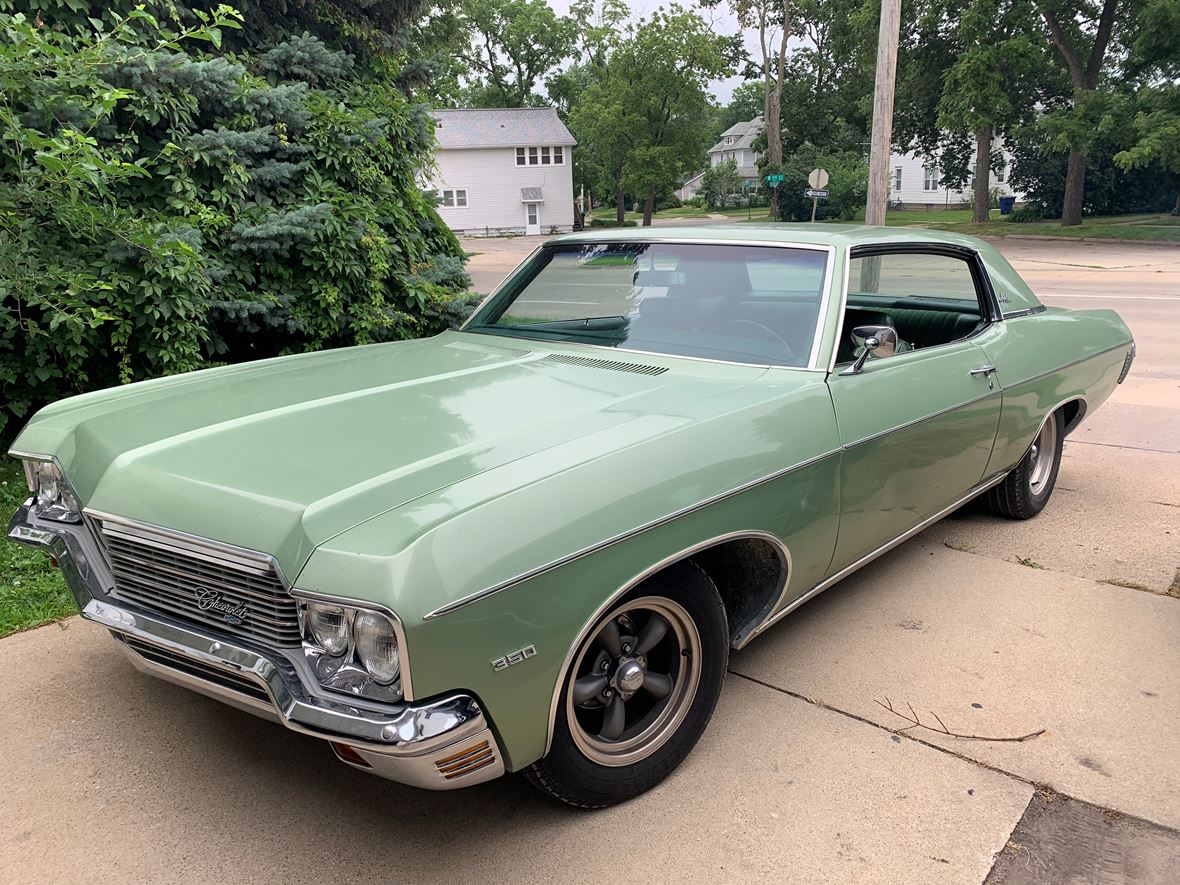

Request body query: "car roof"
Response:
[551, 223, 989, 251]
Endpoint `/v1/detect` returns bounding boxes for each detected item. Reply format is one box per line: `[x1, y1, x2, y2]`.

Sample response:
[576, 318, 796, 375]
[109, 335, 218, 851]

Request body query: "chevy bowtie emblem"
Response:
[194, 587, 249, 625]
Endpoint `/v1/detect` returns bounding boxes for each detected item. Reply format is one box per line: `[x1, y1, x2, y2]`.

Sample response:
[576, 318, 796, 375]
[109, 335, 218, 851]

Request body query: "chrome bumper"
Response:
[7, 502, 504, 790]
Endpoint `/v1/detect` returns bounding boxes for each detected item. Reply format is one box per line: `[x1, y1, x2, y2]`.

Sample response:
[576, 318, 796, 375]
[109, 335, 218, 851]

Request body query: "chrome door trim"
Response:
[423, 450, 838, 619]
[840, 388, 1003, 450]
[542, 529, 793, 755]
[741, 471, 1009, 644]
[826, 246, 853, 374]
[997, 341, 1131, 390]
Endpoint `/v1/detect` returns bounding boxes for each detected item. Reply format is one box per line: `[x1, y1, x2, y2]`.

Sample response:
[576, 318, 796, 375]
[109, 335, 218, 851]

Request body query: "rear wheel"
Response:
[525, 562, 728, 808]
[985, 409, 1064, 519]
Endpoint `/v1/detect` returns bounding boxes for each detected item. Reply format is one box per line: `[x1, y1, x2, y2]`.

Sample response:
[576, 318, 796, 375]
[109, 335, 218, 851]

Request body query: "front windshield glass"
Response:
[464, 242, 830, 367]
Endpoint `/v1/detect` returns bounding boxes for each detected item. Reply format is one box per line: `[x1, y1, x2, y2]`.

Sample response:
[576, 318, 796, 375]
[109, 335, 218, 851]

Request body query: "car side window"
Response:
[836, 251, 987, 364]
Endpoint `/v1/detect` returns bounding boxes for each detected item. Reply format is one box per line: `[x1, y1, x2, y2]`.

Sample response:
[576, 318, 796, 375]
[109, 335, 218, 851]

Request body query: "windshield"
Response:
[464, 242, 831, 367]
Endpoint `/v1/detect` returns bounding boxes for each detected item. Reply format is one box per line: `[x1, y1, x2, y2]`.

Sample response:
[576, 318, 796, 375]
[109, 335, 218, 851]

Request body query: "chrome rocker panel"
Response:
[7, 502, 504, 791]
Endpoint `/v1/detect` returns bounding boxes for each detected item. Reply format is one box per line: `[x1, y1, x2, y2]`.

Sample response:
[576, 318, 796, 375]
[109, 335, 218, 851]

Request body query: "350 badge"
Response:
[491, 644, 537, 672]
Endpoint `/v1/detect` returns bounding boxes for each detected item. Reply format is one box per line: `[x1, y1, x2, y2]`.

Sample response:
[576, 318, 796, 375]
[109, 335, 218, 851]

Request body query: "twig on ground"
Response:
[875, 697, 1045, 742]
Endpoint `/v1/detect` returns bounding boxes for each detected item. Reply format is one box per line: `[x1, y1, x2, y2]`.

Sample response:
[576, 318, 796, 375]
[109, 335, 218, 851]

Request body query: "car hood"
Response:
[13, 332, 781, 576]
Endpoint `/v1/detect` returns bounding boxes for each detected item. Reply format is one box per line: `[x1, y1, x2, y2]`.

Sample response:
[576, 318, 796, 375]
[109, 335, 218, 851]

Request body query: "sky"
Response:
[541, 0, 761, 104]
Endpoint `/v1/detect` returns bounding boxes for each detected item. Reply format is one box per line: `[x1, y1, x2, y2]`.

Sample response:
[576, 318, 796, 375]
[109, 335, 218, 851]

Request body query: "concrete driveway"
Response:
[1, 235, 1177, 883]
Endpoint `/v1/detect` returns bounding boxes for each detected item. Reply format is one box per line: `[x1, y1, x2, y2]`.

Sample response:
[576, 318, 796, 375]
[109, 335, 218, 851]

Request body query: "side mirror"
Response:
[842, 325, 898, 375]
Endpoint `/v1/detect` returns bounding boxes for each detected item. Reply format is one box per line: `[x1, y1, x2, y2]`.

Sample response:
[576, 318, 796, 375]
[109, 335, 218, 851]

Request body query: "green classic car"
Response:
[8, 225, 1134, 806]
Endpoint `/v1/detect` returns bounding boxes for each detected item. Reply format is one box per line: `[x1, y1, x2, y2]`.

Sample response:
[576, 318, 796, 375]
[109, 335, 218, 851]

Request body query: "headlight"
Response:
[299, 598, 403, 702]
[22, 459, 83, 523]
[306, 602, 350, 656]
[353, 611, 400, 685]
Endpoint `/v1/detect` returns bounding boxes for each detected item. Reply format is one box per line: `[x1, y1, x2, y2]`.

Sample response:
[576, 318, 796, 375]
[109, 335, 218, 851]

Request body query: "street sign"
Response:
[805, 188, 830, 198]
[764, 173, 785, 186]
[808, 168, 829, 189]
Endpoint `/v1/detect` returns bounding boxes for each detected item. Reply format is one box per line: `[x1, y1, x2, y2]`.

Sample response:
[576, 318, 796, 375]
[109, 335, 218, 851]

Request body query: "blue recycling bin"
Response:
[999, 196, 1016, 215]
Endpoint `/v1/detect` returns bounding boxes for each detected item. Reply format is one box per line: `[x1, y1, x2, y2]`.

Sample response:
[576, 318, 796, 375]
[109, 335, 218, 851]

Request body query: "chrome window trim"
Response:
[827, 247, 853, 374]
[424, 447, 840, 619]
[460, 239, 837, 372]
[543, 529, 794, 755]
[1002, 305, 1047, 319]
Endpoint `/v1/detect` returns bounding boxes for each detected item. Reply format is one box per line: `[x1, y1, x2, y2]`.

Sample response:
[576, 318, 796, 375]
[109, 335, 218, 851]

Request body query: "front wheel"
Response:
[985, 408, 1064, 519]
[525, 561, 728, 807]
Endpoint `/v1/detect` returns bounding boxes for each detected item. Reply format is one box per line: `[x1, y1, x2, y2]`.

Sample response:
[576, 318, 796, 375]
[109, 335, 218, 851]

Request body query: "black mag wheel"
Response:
[525, 561, 728, 808]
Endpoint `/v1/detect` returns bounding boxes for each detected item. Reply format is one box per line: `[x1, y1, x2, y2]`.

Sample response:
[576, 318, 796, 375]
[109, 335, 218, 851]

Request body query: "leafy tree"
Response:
[1035, 0, 1125, 225]
[455, 0, 577, 107]
[700, 158, 744, 207]
[704, 0, 789, 217]
[776, 146, 867, 220]
[569, 6, 738, 224]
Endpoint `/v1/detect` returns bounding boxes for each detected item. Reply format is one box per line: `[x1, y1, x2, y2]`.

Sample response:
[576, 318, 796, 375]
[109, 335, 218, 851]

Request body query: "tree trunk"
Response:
[642, 188, 655, 227]
[1061, 145, 1086, 226]
[765, 87, 782, 219]
[973, 125, 992, 223]
[614, 172, 625, 225]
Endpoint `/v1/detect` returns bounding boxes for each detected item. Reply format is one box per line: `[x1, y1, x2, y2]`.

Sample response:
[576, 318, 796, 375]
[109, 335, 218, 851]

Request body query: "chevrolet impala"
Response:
[8, 226, 1135, 806]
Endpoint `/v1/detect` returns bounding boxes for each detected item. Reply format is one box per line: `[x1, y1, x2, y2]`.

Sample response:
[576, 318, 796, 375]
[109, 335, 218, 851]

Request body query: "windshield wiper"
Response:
[502, 315, 628, 332]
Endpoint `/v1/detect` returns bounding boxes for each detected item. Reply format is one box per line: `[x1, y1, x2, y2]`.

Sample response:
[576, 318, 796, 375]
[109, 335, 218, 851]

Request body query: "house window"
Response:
[516, 148, 526, 166]
[923, 165, 940, 191]
[997, 161, 1006, 183]
[893, 167, 902, 191]
[541, 146, 551, 165]
[441, 189, 468, 208]
[528, 147, 539, 165]
[553, 146, 563, 164]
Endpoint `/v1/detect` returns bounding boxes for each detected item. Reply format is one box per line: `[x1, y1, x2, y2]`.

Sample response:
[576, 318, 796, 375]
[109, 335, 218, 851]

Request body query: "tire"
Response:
[985, 408, 1064, 519]
[525, 561, 728, 808]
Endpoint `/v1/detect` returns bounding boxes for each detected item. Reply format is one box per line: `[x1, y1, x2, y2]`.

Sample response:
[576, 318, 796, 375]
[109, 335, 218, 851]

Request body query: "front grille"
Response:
[116, 634, 273, 704]
[92, 513, 301, 648]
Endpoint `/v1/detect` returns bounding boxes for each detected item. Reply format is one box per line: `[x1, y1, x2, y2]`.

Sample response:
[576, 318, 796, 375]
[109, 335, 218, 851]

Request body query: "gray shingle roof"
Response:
[709, 116, 763, 155]
[433, 108, 576, 149]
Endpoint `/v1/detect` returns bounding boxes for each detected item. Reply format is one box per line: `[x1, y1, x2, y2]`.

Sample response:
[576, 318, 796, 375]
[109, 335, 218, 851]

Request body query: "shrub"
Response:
[588, 218, 639, 228]
[0, 5, 467, 438]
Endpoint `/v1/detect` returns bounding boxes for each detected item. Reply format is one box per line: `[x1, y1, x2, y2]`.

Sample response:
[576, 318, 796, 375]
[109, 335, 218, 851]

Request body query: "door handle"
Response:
[970, 365, 998, 389]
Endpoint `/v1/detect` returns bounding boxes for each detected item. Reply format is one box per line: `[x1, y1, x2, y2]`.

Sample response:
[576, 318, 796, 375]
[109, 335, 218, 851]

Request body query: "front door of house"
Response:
[525, 202, 540, 235]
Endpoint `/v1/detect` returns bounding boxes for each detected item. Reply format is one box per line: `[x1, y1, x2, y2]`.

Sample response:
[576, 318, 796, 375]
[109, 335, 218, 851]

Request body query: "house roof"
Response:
[433, 108, 576, 149]
[708, 116, 763, 155]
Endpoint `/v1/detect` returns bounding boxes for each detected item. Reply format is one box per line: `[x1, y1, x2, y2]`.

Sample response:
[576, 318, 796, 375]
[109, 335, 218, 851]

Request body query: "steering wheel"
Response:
[716, 319, 794, 354]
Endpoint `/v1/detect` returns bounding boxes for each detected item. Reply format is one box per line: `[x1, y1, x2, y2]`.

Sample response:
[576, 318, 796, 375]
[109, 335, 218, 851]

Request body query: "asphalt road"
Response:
[0, 233, 1176, 884]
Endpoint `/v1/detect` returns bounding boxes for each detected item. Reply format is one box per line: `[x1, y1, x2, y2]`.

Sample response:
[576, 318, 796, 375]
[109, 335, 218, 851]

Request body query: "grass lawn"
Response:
[866, 209, 1180, 242]
[0, 459, 75, 637]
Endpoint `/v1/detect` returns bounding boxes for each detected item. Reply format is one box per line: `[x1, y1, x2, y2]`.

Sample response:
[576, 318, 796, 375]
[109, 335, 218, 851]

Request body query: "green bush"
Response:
[588, 218, 639, 228]
[1006, 204, 1050, 223]
[0, 4, 466, 438]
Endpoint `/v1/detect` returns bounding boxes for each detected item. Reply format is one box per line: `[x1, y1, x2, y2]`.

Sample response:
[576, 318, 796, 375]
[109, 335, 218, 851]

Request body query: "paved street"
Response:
[0, 231, 1176, 883]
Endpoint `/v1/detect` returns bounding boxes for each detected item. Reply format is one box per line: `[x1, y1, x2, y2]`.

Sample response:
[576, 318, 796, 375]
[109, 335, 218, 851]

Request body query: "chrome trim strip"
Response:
[84, 507, 293, 588]
[1001, 305, 1047, 319]
[424, 449, 840, 619]
[743, 471, 1009, 643]
[804, 246, 837, 369]
[458, 244, 545, 332]
[542, 529, 793, 755]
[1001, 340, 1132, 390]
[288, 587, 415, 702]
[826, 246, 853, 374]
[841, 389, 1002, 450]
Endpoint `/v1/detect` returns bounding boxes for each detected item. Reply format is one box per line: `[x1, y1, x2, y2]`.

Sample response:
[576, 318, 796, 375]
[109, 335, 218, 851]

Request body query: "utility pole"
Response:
[864, 0, 902, 226]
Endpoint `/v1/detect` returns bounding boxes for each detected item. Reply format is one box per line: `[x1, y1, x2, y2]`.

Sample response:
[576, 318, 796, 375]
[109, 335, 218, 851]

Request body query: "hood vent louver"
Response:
[448, 339, 533, 356]
[536, 353, 668, 376]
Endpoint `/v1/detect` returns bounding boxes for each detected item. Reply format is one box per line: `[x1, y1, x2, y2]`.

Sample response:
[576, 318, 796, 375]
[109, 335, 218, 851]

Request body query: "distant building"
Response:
[678, 116, 764, 201]
[888, 145, 1026, 208]
[427, 108, 577, 236]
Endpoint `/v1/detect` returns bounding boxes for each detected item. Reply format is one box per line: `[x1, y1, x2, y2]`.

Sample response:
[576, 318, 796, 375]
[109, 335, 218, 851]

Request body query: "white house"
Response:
[428, 108, 577, 236]
[888, 145, 1026, 208]
[678, 116, 764, 200]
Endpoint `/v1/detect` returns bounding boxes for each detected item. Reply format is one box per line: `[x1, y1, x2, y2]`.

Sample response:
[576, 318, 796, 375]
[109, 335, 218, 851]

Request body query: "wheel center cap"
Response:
[616, 659, 645, 692]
